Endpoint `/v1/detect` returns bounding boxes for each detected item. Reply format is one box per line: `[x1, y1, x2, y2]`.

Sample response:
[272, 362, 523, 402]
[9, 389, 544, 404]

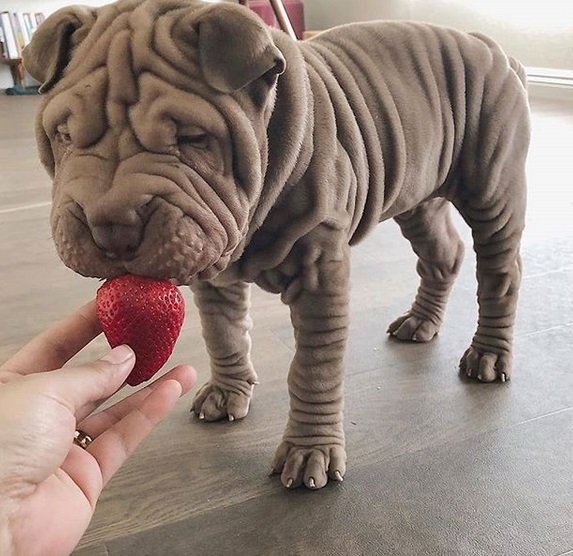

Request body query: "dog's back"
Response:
[297, 21, 528, 239]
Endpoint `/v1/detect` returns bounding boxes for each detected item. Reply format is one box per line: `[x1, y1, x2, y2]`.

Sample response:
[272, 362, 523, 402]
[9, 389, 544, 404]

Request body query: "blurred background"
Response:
[1, 0, 572, 91]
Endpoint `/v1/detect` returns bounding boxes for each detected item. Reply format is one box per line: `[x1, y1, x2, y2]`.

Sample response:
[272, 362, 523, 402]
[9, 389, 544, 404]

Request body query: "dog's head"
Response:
[23, 0, 286, 283]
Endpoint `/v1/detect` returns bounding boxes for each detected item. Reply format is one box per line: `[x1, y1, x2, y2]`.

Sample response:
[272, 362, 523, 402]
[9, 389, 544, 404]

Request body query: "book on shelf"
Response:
[11, 13, 26, 55]
[0, 10, 45, 60]
[23, 13, 37, 39]
[0, 12, 19, 60]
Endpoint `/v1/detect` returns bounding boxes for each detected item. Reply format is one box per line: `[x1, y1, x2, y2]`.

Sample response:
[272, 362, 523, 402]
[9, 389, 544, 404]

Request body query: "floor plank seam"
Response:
[517, 322, 573, 339]
[503, 406, 573, 431]
[0, 201, 51, 215]
[522, 266, 573, 280]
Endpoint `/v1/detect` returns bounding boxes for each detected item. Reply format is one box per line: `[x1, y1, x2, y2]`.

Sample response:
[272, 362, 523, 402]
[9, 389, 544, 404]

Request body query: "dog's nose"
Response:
[91, 224, 143, 260]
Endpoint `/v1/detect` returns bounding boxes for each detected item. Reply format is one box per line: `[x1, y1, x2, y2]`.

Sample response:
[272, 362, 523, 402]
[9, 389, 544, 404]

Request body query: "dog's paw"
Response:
[387, 313, 440, 342]
[459, 346, 511, 383]
[191, 380, 255, 422]
[271, 441, 346, 489]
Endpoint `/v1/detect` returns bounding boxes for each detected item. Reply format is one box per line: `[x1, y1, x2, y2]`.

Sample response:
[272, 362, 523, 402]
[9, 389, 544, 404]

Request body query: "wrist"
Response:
[0, 510, 15, 556]
[0, 483, 18, 556]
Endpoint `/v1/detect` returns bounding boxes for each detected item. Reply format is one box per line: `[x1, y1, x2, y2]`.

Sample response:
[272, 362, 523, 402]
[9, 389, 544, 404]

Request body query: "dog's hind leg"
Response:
[456, 168, 527, 383]
[388, 198, 465, 342]
[455, 71, 529, 383]
[190, 280, 258, 421]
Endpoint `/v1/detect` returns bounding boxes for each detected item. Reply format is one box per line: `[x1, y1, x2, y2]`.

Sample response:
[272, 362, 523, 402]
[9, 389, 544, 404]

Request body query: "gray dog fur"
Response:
[23, 0, 529, 489]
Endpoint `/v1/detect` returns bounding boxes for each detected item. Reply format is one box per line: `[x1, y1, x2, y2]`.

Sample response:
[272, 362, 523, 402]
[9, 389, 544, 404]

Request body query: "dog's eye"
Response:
[178, 133, 209, 150]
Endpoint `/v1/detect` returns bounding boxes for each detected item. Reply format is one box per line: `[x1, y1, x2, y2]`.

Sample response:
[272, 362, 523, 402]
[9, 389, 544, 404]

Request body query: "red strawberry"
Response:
[96, 274, 185, 386]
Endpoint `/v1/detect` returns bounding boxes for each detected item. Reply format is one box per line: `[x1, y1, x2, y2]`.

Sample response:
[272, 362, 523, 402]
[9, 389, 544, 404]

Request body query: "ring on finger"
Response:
[74, 429, 94, 450]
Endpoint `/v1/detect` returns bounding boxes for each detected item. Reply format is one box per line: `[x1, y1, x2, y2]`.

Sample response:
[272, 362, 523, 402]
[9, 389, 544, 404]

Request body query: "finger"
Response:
[40, 345, 136, 415]
[88, 379, 183, 486]
[60, 441, 104, 509]
[74, 363, 196, 423]
[77, 365, 196, 433]
[1, 300, 101, 375]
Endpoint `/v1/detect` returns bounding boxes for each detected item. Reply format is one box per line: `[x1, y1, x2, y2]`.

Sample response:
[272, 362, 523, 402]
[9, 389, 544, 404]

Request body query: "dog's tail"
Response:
[470, 32, 528, 90]
[508, 56, 528, 89]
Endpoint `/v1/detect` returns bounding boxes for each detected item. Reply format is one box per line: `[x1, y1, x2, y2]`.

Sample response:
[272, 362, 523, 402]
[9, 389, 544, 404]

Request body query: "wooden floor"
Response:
[1, 92, 572, 556]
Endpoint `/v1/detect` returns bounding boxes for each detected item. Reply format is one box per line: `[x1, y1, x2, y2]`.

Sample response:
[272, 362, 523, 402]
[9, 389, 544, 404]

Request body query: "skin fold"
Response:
[22, 0, 530, 489]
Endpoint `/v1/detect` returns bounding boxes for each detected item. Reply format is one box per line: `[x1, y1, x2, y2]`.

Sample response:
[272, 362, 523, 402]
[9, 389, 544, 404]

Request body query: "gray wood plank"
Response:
[73, 544, 110, 556]
[99, 410, 573, 556]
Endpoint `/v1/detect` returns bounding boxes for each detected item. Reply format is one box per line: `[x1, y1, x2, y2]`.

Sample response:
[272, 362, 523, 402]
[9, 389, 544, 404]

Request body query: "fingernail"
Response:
[102, 345, 134, 364]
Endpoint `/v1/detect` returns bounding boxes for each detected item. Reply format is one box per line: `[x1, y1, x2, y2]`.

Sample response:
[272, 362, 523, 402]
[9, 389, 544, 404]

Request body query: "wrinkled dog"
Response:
[23, 0, 529, 489]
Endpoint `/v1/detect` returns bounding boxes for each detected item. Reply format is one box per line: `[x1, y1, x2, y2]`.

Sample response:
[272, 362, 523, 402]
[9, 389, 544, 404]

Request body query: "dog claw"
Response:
[286, 478, 294, 488]
[308, 477, 316, 489]
[501, 373, 507, 383]
[477, 374, 483, 381]
[228, 414, 235, 422]
[199, 412, 205, 420]
[334, 471, 344, 482]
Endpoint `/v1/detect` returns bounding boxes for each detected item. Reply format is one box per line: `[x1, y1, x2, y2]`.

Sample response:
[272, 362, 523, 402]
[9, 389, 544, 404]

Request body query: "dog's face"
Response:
[23, 0, 285, 284]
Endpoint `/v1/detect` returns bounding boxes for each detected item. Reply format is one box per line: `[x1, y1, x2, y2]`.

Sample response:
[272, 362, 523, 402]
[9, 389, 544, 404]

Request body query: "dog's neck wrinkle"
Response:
[242, 33, 314, 242]
[221, 34, 314, 279]
[221, 35, 320, 281]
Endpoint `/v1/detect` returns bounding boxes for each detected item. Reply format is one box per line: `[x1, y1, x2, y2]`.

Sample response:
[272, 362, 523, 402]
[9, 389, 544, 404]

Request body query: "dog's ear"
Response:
[22, 6, 97, 93]
[192, 4, 286, 94]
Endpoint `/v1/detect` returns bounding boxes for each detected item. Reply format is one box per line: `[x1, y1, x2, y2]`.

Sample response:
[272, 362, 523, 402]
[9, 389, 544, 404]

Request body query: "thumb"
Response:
[43, 345, 136, 415]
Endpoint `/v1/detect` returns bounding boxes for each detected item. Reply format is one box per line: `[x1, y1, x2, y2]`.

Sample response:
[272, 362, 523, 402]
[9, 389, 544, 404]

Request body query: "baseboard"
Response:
[527, 82, 573, 103]
[526, 67, 573, 102]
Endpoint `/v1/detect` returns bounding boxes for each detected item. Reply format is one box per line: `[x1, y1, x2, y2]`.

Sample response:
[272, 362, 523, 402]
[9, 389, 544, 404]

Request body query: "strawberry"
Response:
[96, 274, 185, 386]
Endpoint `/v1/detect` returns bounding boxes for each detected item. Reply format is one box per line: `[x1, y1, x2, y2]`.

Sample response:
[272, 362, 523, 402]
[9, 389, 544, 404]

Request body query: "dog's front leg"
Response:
[272, 242, 349, 490]
[190, 280, 258, 421]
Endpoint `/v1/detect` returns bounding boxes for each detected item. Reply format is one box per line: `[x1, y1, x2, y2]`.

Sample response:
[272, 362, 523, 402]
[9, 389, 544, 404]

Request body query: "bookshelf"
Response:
[0, 10, 44, 94]
[0, 1, 111, 91]
[0, 57, 25, 87]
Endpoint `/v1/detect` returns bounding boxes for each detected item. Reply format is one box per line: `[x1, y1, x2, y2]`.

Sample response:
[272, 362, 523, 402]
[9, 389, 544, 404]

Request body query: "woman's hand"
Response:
[0, 300, 196, 556]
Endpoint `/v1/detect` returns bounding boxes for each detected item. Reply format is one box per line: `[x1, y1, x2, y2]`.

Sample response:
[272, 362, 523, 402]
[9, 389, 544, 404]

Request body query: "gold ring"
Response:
[74, 429, 93, 450]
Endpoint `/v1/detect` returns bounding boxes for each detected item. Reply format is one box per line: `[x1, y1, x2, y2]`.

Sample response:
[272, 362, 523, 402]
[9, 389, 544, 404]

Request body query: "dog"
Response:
[23, 0, 529, 489]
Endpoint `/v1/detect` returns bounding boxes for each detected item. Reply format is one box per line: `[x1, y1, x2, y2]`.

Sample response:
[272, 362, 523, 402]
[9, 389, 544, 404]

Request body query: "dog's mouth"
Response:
[53, 199, 232, 286]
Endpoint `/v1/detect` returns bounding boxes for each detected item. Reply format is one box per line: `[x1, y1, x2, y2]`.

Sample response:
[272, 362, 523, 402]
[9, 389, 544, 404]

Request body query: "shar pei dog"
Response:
[23, 0, 529, 489]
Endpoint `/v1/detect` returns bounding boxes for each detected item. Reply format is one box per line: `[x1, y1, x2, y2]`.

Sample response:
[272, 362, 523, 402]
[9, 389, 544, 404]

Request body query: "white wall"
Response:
[304, 0, 413, 30]
[305, 0, 573, 70]
[409, 0, 573, 70]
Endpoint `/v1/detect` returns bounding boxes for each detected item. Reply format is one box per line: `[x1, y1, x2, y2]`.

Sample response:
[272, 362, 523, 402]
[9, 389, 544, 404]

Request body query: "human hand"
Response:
[0, 300, 196, 556]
